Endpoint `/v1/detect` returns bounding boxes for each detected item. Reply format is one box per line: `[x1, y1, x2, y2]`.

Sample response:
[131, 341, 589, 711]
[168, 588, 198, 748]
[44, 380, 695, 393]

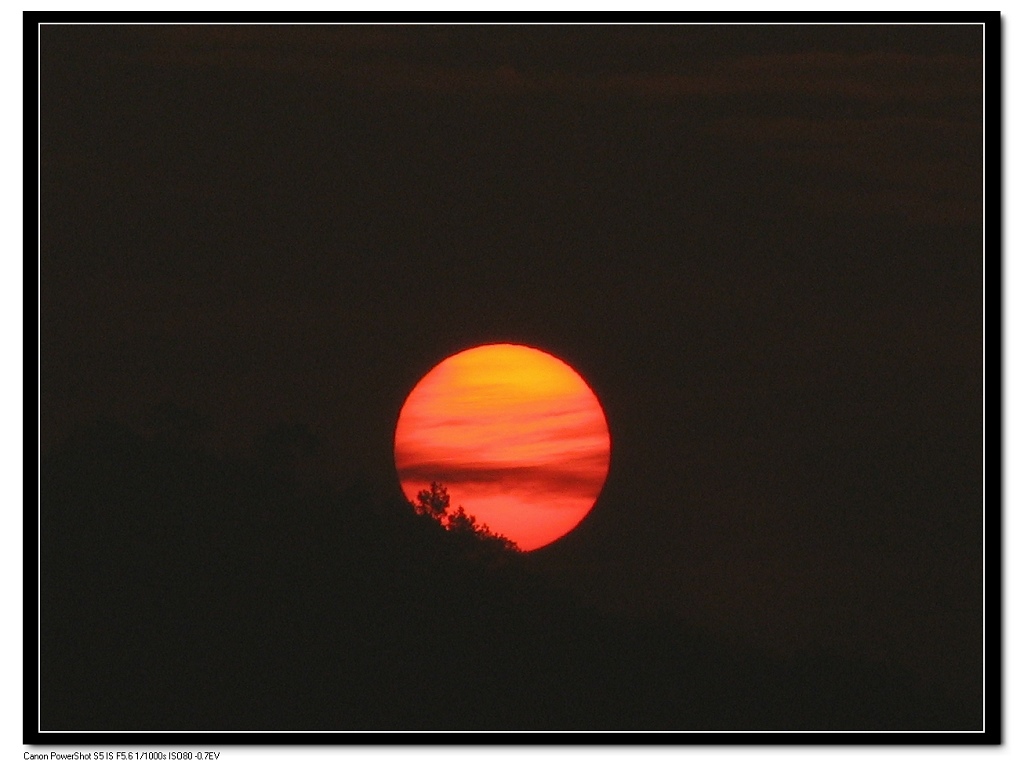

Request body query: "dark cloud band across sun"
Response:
[394, 344, 611, 551]
[398, 458, 608, 498]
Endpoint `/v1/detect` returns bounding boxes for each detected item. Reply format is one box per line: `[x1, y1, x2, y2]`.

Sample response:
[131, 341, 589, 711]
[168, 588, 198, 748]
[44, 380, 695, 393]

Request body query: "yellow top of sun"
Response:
[441, 343, 584, 400]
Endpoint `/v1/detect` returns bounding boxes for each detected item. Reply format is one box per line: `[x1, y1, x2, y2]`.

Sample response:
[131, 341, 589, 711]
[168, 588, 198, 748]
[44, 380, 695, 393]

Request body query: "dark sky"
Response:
[40, 24, 984, 700]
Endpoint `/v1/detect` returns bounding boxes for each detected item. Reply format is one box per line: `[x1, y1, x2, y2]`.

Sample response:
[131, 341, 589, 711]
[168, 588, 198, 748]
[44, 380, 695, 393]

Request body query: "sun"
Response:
[394, 343, 611, 551]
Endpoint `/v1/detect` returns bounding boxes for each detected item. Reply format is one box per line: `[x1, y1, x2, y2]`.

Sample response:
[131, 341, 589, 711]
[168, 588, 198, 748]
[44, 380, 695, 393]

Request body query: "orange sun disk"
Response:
[394, 344, 611, 551]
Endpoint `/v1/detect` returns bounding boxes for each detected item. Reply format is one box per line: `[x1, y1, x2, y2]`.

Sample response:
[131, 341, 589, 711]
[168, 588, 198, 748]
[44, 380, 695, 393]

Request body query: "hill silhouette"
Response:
[38, 420, 977, 731]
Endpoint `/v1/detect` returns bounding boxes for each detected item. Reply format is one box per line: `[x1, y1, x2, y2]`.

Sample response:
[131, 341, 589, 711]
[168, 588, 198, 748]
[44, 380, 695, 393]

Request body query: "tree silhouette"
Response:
[415, 481, 452, 522]
[414, 481, 520, 555]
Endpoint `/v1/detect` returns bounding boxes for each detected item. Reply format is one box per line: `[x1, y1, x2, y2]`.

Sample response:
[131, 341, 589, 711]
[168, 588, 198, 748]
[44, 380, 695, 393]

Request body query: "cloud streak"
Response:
[104, 26, 979, 225]
[115, 27, 979, 106]
[399, 455, 609, 498]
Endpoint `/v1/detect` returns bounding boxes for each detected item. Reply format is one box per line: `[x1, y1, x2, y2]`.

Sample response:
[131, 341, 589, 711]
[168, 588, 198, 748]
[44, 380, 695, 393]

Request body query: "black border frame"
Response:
[25, 11, 1003, 746]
